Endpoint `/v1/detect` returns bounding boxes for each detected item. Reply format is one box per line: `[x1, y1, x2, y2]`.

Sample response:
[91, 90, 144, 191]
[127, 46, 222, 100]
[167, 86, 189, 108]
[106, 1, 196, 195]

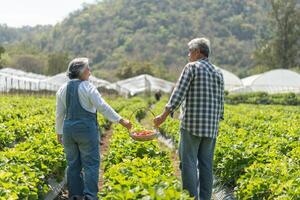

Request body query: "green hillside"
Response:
[1, 0, 298, 80]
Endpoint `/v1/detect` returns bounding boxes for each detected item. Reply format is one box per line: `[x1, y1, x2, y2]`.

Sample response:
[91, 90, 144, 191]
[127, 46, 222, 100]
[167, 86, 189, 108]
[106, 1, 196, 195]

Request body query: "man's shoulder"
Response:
[186, 60, 210, 73]
[211, 65, 224, 76]
[185, 60, 205, 70]
[185, 61, 196, 68]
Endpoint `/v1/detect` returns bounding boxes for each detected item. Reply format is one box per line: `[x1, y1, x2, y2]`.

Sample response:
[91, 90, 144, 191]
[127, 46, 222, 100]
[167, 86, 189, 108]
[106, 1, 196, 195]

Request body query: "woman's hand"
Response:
[119, 118, 132, 130]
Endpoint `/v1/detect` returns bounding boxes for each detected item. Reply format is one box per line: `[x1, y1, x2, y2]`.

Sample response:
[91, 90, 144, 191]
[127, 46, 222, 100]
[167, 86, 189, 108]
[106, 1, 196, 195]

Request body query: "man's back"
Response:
[166, 57, 224, 138]
[182, 58, 224, 138]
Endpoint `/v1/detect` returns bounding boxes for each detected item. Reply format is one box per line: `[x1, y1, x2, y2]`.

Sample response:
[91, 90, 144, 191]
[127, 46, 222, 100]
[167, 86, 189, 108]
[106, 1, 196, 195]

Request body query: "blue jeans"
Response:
[63, 129, 100, 199]
[179, 128, 216, 200]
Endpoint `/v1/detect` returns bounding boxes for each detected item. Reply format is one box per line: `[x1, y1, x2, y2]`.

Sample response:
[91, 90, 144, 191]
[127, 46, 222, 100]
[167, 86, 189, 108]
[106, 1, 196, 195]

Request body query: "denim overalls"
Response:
[63, 80, 100, 199]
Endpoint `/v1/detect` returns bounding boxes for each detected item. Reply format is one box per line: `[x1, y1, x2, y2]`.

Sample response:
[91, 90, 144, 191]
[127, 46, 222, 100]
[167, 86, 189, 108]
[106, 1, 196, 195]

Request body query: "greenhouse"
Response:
[0, 67, 49, 80]
[40, 72, 112, 91]
[241, 69, 300, 93]
[0, 68, 112, 92]
[109, 74, 175, 96]
[2, 67, 299, 95]
[215, 67, 243, 91]
[0, 68, 51, 92]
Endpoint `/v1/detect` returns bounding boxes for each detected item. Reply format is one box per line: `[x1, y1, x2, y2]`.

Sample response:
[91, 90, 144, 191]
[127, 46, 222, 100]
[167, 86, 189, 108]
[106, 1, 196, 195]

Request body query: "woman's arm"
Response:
[56, 90, 66, 144]
[87, 83, 132, 130]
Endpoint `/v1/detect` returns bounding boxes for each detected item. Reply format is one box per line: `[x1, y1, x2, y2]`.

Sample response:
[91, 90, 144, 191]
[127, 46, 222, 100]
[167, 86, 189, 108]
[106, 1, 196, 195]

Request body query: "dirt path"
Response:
[157, 139, 181, 177]
[98, 129, 113, 190]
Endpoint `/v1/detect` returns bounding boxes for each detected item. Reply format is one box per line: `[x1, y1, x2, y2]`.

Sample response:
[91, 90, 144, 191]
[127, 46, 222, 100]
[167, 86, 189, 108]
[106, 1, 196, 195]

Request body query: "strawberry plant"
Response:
[153, 98, 300, 200]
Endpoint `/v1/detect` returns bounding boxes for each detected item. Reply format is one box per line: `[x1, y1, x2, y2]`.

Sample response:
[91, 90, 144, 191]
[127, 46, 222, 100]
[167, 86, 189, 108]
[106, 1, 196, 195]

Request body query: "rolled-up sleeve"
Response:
[166, 64, 194, 115]
[88, 83, 122, 123]
[56, 90, 66, 135]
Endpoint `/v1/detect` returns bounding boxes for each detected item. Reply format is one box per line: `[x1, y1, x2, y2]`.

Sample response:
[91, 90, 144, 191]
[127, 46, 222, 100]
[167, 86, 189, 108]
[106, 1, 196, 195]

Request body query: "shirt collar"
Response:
[198, 57, 209, 62]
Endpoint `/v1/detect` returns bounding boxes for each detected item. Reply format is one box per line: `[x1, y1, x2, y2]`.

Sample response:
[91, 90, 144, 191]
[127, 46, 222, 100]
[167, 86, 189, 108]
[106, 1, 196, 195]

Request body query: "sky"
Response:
[0, 0, 97, 27]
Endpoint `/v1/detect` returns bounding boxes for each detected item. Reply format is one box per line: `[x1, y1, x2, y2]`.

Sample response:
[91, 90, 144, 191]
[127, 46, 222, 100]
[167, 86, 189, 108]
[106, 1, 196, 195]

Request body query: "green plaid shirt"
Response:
[166, 58, 224, 138]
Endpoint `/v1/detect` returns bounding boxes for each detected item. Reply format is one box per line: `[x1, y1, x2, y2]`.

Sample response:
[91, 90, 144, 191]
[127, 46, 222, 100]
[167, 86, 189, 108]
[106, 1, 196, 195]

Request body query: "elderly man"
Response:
[154, 38, 224, 200]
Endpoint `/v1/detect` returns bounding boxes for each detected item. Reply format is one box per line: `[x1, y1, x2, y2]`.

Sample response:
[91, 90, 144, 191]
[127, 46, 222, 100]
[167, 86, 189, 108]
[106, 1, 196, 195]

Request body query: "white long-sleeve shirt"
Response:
[55, 80, 122, 135]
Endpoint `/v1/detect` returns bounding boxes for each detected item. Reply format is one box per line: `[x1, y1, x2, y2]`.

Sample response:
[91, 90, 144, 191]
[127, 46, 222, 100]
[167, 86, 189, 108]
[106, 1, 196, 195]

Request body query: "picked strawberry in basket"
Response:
[130, 129, 158, 141]
[128, 107, 159, 141]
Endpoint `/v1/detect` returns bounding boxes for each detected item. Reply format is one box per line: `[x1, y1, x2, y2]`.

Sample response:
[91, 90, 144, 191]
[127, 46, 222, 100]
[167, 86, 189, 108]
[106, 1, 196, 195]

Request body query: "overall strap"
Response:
[65, 80, 97, 120]
[65, 80, 82, 119]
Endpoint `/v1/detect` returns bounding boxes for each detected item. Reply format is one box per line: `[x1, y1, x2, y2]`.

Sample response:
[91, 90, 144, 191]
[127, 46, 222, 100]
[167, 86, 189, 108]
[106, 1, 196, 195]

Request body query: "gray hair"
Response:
[67, 57, 89, 79]
[188, 38, 211, 57]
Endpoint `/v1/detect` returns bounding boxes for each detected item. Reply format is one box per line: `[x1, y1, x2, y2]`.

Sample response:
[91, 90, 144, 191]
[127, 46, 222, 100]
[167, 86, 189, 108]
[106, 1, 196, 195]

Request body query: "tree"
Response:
[0, 45, 5, 68]
[0, 45, 4, 58]
[1, 0, 282, 77]
[116, 60, 156, 79]
[255, 0, 300, 69]
[11, 54, 45, 74]
[46, 53, 70, 75]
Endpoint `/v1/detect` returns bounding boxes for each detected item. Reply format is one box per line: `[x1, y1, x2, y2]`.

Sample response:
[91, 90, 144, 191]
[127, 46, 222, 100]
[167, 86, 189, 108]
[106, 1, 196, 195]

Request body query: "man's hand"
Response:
[153, 115, 166, 128]
[57, 134, 63, 144]
[119, 118, 132, 130]
[154, 109, 170, 128]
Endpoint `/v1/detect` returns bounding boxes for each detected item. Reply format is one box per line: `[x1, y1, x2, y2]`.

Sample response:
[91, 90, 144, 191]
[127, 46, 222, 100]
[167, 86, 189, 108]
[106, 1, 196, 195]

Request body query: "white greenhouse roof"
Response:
[0, 67, 48, 80]
[41, 73, 111, 91]
[0, 68, 111, 92]
[215, 67, 243, 91]
[241, 69, 300, 93]
[1, 67, 299, 94]
[110, 74, 175, 96]
[242, 74, 262, 86]
[0, 72, 42, 92]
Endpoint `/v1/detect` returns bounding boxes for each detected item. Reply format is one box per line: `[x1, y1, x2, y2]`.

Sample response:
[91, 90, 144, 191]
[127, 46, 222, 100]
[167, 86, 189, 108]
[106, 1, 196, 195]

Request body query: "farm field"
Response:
[0, 96, 65, 199]
[154, 97, 300, 200]
[0, 95, 299, 200]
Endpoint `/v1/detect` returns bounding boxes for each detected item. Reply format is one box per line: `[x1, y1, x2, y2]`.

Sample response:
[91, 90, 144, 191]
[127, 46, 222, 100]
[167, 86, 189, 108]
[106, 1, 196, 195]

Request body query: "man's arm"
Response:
[166, 64, 194, 115]
[220, 74, 225, 120]
[154, 64, 194, 127]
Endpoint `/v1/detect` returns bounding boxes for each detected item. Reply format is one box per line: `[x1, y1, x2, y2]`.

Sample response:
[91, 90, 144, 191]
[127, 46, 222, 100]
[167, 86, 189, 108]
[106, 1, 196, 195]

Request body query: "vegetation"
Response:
[100, 97, 192, 199]
[216, 104, 300, 199]
[254, 0, 300, 72]
[1, 94, 299, 199]
[0, 45, 5, 68]
[0, 96, 66, 199]
[225, 92, 300, 105]
[46, 52, 70, 75]
[0, 95, 192, 199]
[153, 97, 300, 199]
[1, 0, 299, 80]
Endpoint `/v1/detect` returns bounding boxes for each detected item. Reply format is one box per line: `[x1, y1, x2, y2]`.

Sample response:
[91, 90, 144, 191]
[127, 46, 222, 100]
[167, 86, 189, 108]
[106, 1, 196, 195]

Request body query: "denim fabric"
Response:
[63, 80, 100, 200]
[179, 128, 216, 200]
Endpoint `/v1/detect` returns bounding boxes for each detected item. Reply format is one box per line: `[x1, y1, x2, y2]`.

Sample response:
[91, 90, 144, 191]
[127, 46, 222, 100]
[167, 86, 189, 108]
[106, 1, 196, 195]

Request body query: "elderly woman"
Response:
[154, 38, 224, 200]
[56, 58, 132, 200]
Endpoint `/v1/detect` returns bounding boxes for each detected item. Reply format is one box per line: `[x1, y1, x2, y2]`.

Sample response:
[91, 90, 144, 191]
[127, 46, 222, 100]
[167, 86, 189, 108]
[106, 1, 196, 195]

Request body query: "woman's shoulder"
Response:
[79, 80, 97, 93]
[80, 80, 95, 87]
[56, 82, 68, 97]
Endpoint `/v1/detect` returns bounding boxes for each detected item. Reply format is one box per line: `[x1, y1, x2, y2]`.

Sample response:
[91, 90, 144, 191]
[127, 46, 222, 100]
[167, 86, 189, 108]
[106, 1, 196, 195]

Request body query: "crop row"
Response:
[0, 96, 65, 199]
[152, 97, 300, 200]
[100, 97, 192, 199]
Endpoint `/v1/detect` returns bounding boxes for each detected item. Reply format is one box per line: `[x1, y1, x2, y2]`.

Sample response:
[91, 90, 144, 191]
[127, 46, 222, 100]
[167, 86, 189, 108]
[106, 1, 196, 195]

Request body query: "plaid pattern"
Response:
[166, 58, 224, 138]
